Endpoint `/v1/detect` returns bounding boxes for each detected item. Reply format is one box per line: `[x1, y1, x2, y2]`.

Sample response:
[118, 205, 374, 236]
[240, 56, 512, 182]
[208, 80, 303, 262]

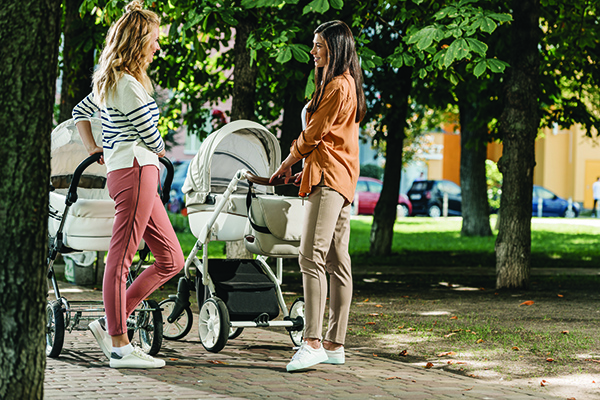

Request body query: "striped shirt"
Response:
[72, 74, 165, 172]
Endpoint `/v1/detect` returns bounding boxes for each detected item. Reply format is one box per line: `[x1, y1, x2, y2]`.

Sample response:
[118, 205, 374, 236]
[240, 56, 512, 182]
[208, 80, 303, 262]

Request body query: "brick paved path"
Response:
[45, 283, 560, 400]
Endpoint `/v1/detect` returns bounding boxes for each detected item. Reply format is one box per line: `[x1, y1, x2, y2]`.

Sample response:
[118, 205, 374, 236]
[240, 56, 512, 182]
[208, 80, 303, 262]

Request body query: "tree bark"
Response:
[495, 0, 540, 289]
[369, 65, 412, 256]
[228, 10, 258, 259]
[458, 100, 492, 237]
[0, 0, 62, 398]
[58, 0, 96, 123]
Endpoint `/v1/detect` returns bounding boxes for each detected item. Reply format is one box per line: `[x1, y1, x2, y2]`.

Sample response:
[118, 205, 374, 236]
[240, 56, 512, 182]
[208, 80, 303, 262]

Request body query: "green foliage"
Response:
[486, 159, 502, 210]
[360, 164, 384, 180]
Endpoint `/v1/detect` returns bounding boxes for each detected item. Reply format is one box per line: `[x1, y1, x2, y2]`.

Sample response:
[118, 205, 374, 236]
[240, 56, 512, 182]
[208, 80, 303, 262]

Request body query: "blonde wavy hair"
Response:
[92, 0, 160, 105]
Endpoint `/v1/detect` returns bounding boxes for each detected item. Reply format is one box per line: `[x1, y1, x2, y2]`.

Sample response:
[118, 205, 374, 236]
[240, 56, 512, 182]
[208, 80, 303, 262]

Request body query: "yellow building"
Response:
[424, 125, 600, 209]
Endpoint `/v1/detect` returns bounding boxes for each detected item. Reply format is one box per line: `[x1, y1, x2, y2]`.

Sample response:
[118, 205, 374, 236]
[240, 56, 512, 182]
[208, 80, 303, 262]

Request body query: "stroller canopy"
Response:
[51, 118, 106, 189]
[183, 120, 281, 206]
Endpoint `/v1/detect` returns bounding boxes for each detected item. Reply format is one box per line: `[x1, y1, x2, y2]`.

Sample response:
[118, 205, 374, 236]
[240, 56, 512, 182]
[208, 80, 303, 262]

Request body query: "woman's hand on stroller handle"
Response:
[270, 154, 301, 185]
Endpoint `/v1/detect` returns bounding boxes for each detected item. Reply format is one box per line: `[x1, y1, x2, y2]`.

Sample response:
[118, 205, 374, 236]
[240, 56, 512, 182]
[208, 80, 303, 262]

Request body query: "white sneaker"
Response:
[109, 346, 166, 369]
[323, 346, 345, 364]
[88, 318, 112, 359]
[286, 342, 328, 372]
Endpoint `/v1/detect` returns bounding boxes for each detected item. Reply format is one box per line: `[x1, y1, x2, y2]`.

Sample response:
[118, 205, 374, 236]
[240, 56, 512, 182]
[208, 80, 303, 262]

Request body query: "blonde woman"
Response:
[271, 20, 366, 372]
[72, 0, 183, 369]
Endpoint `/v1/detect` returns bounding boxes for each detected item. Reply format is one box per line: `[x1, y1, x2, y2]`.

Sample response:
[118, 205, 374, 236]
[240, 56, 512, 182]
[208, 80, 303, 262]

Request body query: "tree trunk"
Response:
[495, 0, 540, 289]
[58, 0, 96, 123]
[458, 100, 492, 237]
[369, 66, 411, 256]
[228, 10, 258, 259]
[0, 0, 62, 398]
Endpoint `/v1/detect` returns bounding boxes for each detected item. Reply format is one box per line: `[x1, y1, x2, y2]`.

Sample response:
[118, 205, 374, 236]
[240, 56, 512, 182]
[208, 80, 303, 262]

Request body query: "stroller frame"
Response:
[45, 153, 174, 358]
[161, 170, 305, 353]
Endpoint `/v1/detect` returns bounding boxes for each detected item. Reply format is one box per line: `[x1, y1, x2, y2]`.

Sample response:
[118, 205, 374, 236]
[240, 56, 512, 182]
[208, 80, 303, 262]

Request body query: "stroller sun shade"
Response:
[183, 120, 281, 207]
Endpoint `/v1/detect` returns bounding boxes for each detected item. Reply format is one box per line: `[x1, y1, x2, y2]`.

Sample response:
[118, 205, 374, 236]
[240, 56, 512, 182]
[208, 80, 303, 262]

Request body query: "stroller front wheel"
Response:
[46, 300, 65, 358]
[198, 297, 229, 353]
[159, 298, 193, 340]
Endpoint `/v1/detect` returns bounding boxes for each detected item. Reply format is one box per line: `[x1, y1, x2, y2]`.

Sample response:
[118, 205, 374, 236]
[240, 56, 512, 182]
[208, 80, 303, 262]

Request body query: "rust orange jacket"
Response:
[290, 71, 359, 203]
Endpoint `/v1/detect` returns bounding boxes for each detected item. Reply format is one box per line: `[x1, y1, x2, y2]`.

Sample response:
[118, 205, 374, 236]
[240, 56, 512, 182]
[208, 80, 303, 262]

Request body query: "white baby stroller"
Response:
[46, 118, 171, 358]
[159, 120, 306, 353]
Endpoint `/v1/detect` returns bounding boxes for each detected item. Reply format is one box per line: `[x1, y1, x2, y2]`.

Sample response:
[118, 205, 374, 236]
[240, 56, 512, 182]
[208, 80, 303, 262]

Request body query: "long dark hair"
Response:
[307, 20, 366, 123]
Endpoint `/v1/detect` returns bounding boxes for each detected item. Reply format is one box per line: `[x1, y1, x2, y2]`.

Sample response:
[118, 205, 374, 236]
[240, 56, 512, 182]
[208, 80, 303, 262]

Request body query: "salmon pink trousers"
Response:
[104, 160, 184, 336]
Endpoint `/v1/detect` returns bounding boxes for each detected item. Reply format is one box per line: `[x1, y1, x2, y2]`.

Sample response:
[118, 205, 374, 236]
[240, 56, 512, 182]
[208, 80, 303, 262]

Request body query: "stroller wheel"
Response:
[229, 327, 244, 340]
[288, 297, 305, 347]
[135, 299, 163, 356]
[159, 298, 193, 341]
[198, 297, 229, 353]
[46, 300, 65, 358]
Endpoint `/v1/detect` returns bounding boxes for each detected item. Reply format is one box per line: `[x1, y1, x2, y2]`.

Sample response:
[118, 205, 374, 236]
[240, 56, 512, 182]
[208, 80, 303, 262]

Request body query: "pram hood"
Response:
[182, 120, 281, 206]
[51, 118, 106, 189]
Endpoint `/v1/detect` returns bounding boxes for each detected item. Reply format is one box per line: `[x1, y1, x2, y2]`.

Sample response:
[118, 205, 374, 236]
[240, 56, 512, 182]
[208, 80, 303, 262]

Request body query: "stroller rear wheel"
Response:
[131, 299, 163, 355]
[159, 298, 193, 340]
[198, 297, 229, 353]
[46, 300, 65, 358]
[288, 297, 305, 347]
[229, 327, 243, 340]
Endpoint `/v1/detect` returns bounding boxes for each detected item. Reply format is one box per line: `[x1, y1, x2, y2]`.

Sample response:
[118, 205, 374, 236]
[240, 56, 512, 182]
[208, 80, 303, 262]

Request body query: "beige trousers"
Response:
[299, 184, 353, 345]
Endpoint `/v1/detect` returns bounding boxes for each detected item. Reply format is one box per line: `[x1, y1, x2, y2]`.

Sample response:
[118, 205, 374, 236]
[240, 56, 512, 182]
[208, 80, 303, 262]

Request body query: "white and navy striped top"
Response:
[72, 74, 165, 172]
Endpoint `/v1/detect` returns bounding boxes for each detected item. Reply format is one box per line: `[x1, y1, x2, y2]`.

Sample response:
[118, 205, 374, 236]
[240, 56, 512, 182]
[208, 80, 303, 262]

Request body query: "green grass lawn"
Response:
[169, 212, 600, 269]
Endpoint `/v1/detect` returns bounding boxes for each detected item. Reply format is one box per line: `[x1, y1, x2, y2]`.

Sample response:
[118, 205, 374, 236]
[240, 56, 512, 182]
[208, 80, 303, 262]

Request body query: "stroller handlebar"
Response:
[244, 171, 290, 187]
[65, 153, 175, 206]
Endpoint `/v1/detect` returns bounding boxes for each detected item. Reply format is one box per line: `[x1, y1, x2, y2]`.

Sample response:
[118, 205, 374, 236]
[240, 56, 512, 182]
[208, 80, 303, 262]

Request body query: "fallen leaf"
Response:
[450, 316, 458, 319]
[512, 346, 520, 351]
[557, 294, 564, 297]
[401, 295, 410, 298]
[464, 387, 473, 391]
[424, 362, 434, 369]
[540, 380, 547, 387]
[476, 339, 485, 344]
[437, 351, 456, 357]
[206, 360, 226, 364]
[444, 333, 456, 338]
[363, 298, 369, 302]
[561, 330, 569, 335]
[520, 300, 535, 306]
[369, 313, 379, 316]
[386, 376, 402, 380]
[399, 350, 408, 356]
[591, 359, 600, 364]
[375, 304, 383, 308]
[169, 358, 179, 361]
[566, 398, 576, 400]
[407, 327, 415, 331]
[398, 325, 405, 329]
[546, 358, 554, 362]
[366, 322, 376, 325]
[373, 353, 378, 357]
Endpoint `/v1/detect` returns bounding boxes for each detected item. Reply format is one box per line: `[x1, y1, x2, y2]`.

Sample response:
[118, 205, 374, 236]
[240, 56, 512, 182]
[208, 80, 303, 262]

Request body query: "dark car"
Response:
[161, 159, 191, 213]
[407, 179, 462, 217]
[532, 185, 579, 218]
[354, 177, 412, 217]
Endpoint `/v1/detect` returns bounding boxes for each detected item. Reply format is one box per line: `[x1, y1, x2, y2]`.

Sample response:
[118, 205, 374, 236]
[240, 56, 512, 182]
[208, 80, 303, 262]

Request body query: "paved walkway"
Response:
[45, 283, 563, 400]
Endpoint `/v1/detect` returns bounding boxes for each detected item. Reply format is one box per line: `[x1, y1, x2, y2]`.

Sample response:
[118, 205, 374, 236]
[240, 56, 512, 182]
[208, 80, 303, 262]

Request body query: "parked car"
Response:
[407, 179, 462, 217]
[532, 185, 579, 218]
[161, 159, 191, 213]
[354, 177, 412, 217]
